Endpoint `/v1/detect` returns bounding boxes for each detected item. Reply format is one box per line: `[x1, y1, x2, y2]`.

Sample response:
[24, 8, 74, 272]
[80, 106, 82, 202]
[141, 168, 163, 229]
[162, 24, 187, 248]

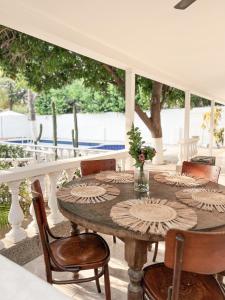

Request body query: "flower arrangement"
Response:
[127, 124, 156, 170]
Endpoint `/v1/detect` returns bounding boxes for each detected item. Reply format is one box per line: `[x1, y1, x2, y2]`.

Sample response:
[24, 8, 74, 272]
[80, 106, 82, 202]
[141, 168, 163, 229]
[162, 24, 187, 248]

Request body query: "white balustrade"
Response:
[177, 136, 199, 165]
[5, 181, 27, 243]
[0, 149, 129, 249]
[47, 172, 65, 225]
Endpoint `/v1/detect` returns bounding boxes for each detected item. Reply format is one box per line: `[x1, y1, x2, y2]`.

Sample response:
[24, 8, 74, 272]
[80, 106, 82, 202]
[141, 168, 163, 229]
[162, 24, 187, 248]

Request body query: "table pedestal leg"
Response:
[70, 222, 80, 235]
[70, 222, 80, 279]
[125, 239, 148, 300]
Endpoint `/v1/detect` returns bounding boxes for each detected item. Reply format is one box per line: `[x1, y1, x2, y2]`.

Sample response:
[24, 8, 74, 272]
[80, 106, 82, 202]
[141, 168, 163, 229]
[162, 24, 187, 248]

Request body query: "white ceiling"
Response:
[0, 0, 225, 102]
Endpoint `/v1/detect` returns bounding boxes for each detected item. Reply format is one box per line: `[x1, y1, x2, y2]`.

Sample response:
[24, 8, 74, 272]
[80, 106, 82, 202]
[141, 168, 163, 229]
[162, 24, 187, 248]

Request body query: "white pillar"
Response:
[0, 240, 4, 250]
[5, 181, 27, 243]
[47, 172, 64, 226]
[184, 91, 191, 161]
[209, 100, 215, 156]
[125, 69, 135, 148]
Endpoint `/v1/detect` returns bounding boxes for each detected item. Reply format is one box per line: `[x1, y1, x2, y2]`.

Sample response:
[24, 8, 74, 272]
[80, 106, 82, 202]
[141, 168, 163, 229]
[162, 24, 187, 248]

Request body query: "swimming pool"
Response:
[8, 139, 125, 151]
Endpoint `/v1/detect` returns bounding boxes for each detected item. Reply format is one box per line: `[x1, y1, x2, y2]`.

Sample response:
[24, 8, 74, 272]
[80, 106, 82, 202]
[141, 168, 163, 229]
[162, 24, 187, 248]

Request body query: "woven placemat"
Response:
[57, 182, 120, 204]
[154, 172, 209, 187]
[176, 188, 225, 212]
[110, 198, 197, 236]
[95, 171, 134, 183]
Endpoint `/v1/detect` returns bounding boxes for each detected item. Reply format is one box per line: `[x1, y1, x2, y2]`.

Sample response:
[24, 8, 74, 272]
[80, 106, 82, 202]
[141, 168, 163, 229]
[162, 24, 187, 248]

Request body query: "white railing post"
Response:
[47, 172, 64, 225]
[5, 181, 27, 243]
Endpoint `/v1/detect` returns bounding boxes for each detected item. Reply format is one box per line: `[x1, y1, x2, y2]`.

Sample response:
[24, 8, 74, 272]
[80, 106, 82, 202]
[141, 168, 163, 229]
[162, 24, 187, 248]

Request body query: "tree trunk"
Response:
[135, 81, 164, 164]
[27, 90, 38, 141]
[102, 64, 165, 164]
[8, 99, 13, 110]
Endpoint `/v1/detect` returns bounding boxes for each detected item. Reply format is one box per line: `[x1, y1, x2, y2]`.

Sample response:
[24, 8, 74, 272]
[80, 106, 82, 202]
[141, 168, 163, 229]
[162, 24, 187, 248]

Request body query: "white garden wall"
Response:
[36, 106, 225, 146]
[0, 111, 30, 140]
[2, 106, 225, 146]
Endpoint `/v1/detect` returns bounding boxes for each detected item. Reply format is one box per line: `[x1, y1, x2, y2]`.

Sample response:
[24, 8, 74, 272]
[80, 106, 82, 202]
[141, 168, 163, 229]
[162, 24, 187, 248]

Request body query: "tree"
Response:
[0, 76, 27, 110]
[0, 25, 210, 164]
[35, 80, 125, 114]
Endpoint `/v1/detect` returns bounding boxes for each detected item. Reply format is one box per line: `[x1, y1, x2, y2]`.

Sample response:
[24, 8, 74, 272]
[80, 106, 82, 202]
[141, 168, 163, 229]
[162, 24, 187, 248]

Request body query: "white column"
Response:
[125, 69, 135, 148]
[5, 181, 27, 243]
[209, 100, 215, 156]
[0, 240, 4, 250]
[47, 172, 64, 226]
[184, 91, 191, 161]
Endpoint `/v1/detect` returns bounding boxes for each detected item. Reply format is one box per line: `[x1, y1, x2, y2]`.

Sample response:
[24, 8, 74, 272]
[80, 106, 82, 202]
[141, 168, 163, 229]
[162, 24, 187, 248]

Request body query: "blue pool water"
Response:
[8, 139, 125, 151]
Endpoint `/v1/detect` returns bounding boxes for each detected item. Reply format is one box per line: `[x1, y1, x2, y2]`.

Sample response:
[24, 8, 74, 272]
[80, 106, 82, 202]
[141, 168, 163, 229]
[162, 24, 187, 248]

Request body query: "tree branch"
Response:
[102, 64, 124, 90]
[135, 103, 152, 129]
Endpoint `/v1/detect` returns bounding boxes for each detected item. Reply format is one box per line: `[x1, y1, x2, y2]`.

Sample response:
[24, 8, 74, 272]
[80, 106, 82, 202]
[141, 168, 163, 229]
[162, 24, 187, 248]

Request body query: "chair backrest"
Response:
[80, 159, 116, 176]
[31, 180, 52, 280]
[164, 229, 225, 299]
[165, 229, 225, 274]
[181, 161, 221, 183]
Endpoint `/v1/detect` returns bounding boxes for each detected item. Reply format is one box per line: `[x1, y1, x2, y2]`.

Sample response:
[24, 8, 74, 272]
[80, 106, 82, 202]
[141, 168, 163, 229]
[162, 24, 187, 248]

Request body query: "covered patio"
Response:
[1, 1, 225, 300]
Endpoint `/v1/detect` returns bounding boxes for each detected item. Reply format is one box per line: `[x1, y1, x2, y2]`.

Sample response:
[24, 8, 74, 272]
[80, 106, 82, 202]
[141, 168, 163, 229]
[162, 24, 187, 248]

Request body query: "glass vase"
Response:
[134, 165, 149, 193]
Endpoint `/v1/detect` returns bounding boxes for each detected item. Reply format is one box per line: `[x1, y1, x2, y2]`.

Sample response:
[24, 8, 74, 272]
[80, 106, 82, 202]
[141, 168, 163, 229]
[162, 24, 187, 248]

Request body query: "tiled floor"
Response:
[24, 234, 165, 300]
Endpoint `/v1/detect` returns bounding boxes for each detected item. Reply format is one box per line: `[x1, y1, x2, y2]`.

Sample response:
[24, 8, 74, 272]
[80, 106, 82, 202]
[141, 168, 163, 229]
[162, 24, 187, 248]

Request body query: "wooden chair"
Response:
[80, 159, 116, 176]
[153, 160, 221, 263]
[81, 158, 117, 243]
[181, 161, 221, 183]
[31, 180, 111, 300]
[142, 229, 225, 300]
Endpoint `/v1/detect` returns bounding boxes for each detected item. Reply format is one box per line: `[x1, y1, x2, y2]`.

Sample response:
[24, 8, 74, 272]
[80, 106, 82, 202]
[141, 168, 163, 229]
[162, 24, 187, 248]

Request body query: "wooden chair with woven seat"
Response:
[181, 161, 221, 183]
[142, 229, 225, 300]
[152, 160, 221, 263]
[81, 158, 117, 243]
[31, 180, 111, 300]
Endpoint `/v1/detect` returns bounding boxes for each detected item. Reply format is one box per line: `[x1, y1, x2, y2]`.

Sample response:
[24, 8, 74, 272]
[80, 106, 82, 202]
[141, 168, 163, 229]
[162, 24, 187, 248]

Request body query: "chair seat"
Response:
[143, 263, 225, 300]
[50, 233, 110, 269]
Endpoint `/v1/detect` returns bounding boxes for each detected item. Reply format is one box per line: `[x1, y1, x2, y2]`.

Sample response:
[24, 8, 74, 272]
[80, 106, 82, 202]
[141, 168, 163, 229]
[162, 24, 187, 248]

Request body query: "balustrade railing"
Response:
[177, 136, 199, 165]
[1, 141, 109, 161]
[0, 149, 129, 250]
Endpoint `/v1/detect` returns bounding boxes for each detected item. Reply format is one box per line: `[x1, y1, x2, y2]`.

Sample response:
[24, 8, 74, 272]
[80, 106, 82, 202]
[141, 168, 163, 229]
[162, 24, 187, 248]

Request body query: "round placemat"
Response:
[95, 171, 134, 183]
[154, 173, 209, 187]
[110, 198, 197, 236]
[57, 182, 120, 204]
[176, 188, 225, 213]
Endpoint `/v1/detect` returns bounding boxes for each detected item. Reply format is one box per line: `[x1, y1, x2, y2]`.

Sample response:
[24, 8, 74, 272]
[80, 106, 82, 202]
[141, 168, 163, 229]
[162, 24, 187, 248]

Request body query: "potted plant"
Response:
[127, 124, 156, 192]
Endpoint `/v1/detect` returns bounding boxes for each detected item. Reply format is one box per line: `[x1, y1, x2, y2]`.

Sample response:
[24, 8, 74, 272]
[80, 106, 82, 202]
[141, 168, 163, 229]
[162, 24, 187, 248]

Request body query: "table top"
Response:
[58, 172, 225, 242]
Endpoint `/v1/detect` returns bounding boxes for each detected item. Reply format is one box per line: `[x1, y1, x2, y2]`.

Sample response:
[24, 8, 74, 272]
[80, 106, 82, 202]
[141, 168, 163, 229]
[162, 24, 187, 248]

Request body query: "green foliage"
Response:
[0, 145, 31, 228]
[0, 144, 26, 158]
[127, 124, 155, 168]
[214, 128, 224, 148]
[201, 108, 225, 148]
[0, 76, 27, 110]
[35, 80, 125, 114]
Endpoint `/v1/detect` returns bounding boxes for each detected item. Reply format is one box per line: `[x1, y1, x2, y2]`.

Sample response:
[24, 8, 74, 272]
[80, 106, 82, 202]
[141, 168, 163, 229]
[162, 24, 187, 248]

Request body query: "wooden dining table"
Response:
[57, 172, 225, 300]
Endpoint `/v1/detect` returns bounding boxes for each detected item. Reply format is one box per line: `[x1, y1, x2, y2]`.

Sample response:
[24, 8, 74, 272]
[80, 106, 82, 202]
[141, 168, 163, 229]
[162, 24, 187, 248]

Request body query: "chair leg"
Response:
[152, 242, 158, 262]
[113, 236, 116, 244]
[104, 264, 111, 300]
[46, 269, 53, 284]
[94, 269, 101, 293]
